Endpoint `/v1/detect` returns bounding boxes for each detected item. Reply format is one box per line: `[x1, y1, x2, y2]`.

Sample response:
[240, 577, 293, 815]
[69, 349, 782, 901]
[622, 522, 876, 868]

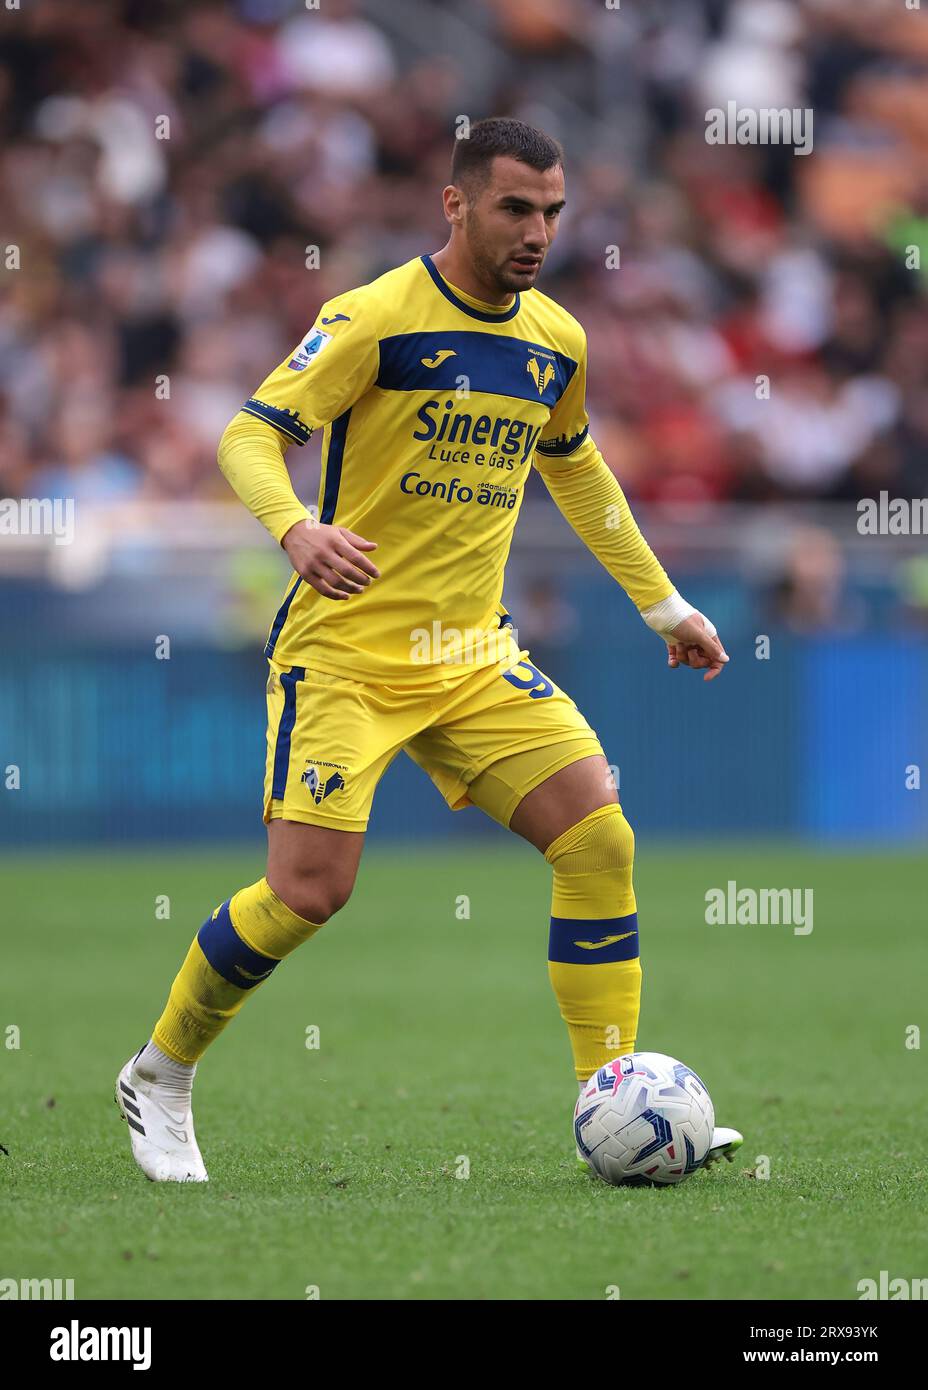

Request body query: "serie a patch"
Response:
[288, 328, 333, 371]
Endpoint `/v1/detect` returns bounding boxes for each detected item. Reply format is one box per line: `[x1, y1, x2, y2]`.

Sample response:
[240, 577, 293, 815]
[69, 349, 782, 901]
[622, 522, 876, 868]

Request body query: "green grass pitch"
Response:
[2, 840, 925, 1301]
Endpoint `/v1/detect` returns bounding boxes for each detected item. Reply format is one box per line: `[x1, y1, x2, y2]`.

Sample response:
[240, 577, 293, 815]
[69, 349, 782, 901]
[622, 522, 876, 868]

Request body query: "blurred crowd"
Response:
[1, 0, 927, 514]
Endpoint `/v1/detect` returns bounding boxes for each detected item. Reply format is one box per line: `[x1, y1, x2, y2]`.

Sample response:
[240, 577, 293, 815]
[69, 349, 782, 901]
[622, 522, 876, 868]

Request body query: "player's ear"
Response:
[443, 183, 465, 226]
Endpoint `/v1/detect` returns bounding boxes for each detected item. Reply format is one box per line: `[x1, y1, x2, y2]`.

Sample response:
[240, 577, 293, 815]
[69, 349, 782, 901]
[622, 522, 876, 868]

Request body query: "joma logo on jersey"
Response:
[301, 765, 347, 804]
[413, 400, 541, 464]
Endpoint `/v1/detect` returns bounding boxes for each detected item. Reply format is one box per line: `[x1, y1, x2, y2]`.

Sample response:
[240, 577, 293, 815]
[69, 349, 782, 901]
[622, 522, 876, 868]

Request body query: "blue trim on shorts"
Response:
[271, 665, 306, 801]
[197, 900, 280, 988]
[548, 914, 639, 964]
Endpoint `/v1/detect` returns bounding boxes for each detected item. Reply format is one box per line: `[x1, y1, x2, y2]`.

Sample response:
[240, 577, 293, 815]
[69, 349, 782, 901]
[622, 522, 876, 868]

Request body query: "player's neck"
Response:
[430, 245, 515, 309]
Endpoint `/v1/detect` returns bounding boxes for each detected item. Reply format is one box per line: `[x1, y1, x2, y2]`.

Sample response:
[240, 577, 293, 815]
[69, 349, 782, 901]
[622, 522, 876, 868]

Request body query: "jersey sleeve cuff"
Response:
[241, 398, 314, 446]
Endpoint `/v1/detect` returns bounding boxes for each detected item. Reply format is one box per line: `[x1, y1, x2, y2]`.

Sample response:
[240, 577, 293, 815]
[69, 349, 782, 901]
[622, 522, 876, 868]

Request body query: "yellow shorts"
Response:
[263, 647, 604, 833]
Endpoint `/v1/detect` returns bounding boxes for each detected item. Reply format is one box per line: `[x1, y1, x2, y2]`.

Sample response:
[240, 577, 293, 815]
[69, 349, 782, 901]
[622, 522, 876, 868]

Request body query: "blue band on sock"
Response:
[197, 901, 280, 990]
[548, 914, 639, 964]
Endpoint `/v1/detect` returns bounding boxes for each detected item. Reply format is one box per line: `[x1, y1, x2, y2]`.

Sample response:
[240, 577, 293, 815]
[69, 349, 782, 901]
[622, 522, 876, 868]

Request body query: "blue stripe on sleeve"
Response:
[241, 398, 313, 446]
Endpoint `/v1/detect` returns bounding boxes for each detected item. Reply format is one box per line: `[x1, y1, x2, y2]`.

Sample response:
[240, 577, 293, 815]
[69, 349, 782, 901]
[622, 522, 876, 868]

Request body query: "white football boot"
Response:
[576, 1079, 594, 1167]
[115, 1050, 208, 1183]
[704, 1126, 743, 1168]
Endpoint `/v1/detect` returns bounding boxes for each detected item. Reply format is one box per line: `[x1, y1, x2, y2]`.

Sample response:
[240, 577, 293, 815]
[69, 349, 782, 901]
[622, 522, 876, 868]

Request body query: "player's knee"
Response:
[271, 869, 355, 926]
[588, 803, 635, 873]
[605, 805, 635, 870]
[547, 805, 637, 922]
[546, 803, 635, 874]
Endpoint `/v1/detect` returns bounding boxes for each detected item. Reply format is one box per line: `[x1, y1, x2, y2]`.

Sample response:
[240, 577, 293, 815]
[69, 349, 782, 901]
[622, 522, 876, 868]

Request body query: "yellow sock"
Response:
[545, 804, 642, 1082]
[152, 878, 321, 1064]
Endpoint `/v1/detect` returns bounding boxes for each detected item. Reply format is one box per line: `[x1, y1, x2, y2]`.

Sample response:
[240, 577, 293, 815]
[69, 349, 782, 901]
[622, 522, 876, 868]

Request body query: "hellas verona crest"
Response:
[301, 764, 347, 804]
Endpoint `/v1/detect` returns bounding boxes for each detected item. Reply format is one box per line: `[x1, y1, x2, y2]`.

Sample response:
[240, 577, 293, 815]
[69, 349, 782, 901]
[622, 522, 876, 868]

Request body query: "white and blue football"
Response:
[574, 1051, 715, 1186]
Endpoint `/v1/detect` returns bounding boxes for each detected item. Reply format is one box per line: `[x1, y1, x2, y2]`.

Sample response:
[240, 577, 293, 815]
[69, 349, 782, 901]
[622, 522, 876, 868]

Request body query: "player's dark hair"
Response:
[451, 118, 562, 199]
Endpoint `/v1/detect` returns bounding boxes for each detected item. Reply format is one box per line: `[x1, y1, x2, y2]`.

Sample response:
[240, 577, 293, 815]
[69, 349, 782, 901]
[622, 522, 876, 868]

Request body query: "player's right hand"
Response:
[281, 517, 380, 600]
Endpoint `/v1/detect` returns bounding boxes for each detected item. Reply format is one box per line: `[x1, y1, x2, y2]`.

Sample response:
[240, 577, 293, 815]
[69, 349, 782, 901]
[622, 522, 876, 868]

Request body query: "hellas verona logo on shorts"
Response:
[288, 329, 333, 372]
[301, 763, 348, 804]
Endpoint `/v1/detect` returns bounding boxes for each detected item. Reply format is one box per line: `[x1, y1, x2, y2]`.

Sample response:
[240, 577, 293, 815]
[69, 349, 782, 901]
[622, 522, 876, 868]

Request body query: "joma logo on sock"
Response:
[49, 1320, 151, 1370]
[0, 1276, 75, 1300]
[573, 931, 635, 950]
[704, 881, 813, 935]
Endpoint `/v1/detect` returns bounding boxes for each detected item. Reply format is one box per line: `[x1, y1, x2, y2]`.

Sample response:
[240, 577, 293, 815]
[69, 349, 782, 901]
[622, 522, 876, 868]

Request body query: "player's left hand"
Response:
[665, 613, 729, 682]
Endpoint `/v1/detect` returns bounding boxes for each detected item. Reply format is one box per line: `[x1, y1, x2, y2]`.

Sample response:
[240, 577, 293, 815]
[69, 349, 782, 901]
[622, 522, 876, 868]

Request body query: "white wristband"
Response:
[640, 589, 708, 641]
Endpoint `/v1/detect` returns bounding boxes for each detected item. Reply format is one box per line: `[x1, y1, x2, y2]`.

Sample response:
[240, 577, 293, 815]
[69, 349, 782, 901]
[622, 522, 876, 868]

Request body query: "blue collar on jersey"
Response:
[420, 253, 521, 323]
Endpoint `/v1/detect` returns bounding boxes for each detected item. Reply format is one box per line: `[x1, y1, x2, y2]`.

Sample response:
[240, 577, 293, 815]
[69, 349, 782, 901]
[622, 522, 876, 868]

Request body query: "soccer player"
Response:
[116, 118, 741, 1181]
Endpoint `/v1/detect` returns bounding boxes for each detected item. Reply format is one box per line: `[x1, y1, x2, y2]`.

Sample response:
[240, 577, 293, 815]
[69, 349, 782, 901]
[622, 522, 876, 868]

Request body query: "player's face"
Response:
[462, 156, 565, 294]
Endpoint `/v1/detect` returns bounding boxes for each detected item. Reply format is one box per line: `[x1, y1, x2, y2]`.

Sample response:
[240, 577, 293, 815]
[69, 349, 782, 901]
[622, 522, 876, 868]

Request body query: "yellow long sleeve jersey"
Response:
[219, 253, 673, 685]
